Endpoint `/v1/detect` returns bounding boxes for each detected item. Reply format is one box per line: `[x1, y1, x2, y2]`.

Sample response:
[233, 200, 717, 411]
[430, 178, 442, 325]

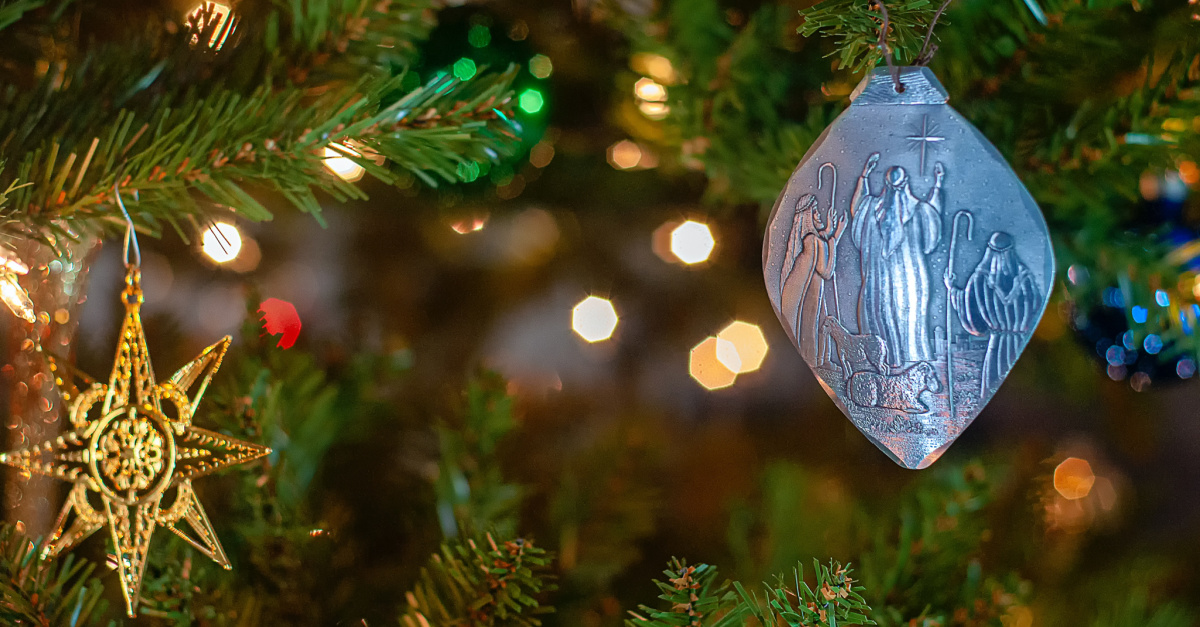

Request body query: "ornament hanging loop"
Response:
[114, 180, 141, 270]
[869, 0, 904, 93]
[915, 0, 954, 66]
[113, 180, 144, 309]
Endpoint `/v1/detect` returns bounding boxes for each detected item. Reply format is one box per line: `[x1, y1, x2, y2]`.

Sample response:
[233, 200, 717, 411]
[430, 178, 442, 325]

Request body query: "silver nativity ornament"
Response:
[763, 67, 1054, 469]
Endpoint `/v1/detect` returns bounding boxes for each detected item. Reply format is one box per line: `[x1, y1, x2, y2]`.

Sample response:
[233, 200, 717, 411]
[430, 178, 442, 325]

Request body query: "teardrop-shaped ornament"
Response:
[763, 67, 1054, 469]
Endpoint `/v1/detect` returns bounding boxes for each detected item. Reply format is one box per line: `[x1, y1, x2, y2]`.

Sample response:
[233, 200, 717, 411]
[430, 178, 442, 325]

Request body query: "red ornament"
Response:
[258, 298, 301, 349]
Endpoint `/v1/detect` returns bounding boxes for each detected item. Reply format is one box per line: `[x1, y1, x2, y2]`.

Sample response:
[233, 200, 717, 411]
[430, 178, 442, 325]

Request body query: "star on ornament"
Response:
[0, 268, 271, 617]
[906, 114, 946, 176]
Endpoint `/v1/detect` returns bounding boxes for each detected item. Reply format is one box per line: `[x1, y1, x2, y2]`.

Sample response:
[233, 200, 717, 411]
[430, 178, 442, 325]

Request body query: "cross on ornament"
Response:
[907, 115, 945, 176]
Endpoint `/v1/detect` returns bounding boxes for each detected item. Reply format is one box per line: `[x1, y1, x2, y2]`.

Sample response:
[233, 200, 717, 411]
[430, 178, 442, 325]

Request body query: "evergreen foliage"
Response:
[626, 560, 745, 627]
[738, 561, 873, 627]
[854, 463, 1027, 626]
[798, 0, 946, 73]
[626, 559, 873, 627]
[0, 0, 520, 242]
[0, 524, 109, 626]
[399, 534, 554, 627]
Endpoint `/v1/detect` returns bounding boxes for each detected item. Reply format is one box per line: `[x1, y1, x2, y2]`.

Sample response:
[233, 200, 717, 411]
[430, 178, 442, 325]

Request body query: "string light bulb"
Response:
[201, 222, 243, 263]
[0, 248, 34, 322]
[323, 145, 366, 182]
[187, 2, 235, 50]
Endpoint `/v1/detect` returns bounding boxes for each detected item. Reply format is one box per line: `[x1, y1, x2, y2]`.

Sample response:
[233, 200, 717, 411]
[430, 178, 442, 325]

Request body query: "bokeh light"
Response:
[1054, 457, 1096, 500]
[467, 24, 491, 48]
[452, 57, 478, 81]
[519, 89, 544, 114]
[529, 141, 555, 168]
[716, 321, 768, 373]
[323, 145, 365, 182]
[201, 222, 243, 263]
[670, 220, 715, 264]
[634, 77, 667, 102]
[1180, 160, 1200, 185]
[651, 220, 681, 263]
[572, 296, 618, 343]
[608, 140, 643, 170]
[529, 54, 553, 79]
[450, 216, 488, 234]
[630, 53, 677, 84]
[1002, 606, 1035, 627]
[690, 337, 738, 390]
[638, 101, 671, 121]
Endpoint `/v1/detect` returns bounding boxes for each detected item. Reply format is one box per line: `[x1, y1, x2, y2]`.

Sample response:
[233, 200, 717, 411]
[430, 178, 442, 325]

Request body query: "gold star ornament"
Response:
[0, 266, 271, 617]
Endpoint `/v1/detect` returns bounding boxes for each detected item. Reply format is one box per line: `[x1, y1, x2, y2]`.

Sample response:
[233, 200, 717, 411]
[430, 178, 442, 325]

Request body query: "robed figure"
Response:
[849, 153, 944, 367]
[781, 193, 848, 364]
[946, 231, 1042, 395]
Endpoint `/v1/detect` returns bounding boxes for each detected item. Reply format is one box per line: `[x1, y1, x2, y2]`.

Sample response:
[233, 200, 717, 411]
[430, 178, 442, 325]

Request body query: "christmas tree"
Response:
[0, 0, 1198, 624]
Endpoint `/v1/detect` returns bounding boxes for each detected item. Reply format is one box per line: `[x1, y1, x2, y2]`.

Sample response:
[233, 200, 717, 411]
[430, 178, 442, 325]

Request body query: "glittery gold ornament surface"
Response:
[0, 266, 271, 617]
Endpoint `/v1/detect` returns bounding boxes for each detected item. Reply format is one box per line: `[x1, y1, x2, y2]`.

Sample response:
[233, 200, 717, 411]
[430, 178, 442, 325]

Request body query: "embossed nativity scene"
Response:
[763, 67, 1054, 469]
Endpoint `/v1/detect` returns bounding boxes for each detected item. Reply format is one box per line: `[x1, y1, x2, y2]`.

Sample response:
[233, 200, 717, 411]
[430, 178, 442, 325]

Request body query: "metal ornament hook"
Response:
[916, 0, 954, 66]
[869, 0, 904, 93]
[114, 181, 142, 269]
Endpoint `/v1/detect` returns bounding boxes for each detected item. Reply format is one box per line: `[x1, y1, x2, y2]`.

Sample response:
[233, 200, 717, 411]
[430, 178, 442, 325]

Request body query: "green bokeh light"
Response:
[518, 89, 544, 114]
[468, 24, 491, 48]
[452, 57, 477, 81]
[457, 161, 481, 183]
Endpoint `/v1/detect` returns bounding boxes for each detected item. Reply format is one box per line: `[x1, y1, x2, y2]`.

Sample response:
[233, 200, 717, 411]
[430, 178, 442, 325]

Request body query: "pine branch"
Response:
[798, 0, 942, 74]
[400, 533, 555, 627]
[625, 560, 747, 627]
[738, 560, 875, 627]
[628, 558, 873, 627]
[0, 0, 519, 243]
[0, 523, 109, 626]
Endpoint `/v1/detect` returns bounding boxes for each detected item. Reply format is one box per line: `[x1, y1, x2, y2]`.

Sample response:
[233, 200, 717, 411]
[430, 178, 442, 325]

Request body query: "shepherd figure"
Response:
[945, 231, 1043, 395]
[781, 184, 848, 365]
[850, 153, 944, 367]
